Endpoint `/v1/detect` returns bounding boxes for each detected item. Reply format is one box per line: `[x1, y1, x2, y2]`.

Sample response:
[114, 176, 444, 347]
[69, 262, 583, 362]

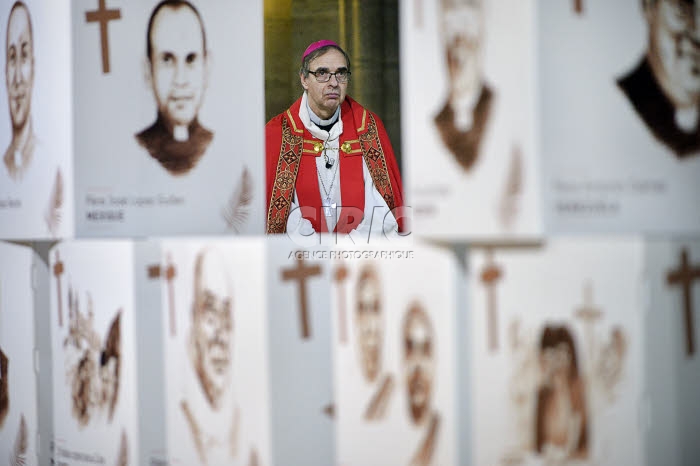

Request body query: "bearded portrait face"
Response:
[403, 303, 435, 425]
[190, 248, 234, 410]
[355, 266, 383, 383]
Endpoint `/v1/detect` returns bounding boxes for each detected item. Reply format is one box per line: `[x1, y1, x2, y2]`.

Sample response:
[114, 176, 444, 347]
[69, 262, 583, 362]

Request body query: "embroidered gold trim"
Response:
[267, 117, 304, 233]
[360, 113, 396, 210]
[286, 109, 303, 134]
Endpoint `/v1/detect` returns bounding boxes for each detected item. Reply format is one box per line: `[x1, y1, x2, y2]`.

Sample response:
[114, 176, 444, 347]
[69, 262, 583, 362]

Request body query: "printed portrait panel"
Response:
[73, 0, 264, 236]
[0, 242, 38, 465]
[266, 238, 334, 466]
[160, 238, 270, 466]
[541, 0, 700, 234]
[402, 0, 542, 241]
[469, 239, 646, 466]
[50, 241, 138, 466]
[645, 239, 700, 466]
[0, 0, 74, 239]
[334, 244, 458, 466]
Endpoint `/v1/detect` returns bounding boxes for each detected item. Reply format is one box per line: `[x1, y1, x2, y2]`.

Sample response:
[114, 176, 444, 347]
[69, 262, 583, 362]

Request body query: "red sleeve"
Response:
[265, 114, 284, 219]
[372, 111, 406, 232]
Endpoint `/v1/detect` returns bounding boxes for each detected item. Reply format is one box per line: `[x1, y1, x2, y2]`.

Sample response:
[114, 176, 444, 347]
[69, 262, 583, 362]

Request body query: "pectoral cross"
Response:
[334, 263, 349, 344]
[574, 281, 602, 362]
[281, 256, 322, 339]
[85, 0, 122, 74]
[480, 248, 503, 352]
[324, 198, 337, 217]
[666, 248, 700, 356]
[54, 251, 65, 327]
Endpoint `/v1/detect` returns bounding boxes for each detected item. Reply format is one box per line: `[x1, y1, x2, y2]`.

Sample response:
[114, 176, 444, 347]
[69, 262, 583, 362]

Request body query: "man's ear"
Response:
[203, 49, 211, 92]
[142, 57, 152, 89]
[300, 72, 308, 91]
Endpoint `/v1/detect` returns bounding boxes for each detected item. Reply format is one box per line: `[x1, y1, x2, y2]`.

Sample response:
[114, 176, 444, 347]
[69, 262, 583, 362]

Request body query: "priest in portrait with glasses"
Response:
[265, 40, 405, 240]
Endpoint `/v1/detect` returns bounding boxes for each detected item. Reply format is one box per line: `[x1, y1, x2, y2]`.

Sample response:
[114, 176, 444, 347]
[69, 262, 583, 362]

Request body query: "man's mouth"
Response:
[170, 94, 194, 103]
[325, 93, 339, 99]
[210, 356, 230, 373]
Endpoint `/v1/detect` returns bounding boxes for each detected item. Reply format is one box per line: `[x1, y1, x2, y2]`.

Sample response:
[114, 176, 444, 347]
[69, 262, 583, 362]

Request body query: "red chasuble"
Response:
[265, 96, 405, 234]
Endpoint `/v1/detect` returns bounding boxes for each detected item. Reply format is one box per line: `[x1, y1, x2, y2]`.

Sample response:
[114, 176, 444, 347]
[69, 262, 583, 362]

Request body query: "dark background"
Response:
[264, 0, 402, 167]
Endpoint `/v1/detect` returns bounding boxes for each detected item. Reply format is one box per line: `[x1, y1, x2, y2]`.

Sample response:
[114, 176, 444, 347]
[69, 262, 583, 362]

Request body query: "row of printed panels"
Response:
[0, 236, 698, 465]
[1, 0, 699, 241]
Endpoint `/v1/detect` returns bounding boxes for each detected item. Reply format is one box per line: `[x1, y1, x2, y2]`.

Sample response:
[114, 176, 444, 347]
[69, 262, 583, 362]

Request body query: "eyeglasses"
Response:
[308, 68, 351, 83]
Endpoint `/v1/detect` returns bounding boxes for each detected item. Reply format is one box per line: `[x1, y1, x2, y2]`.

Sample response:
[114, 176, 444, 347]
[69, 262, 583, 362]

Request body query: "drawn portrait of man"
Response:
[135, 0, 213, 176]
[618, 0, 700, 158]
[181, 247, 238, 465]
[0, 347, 8, 427]
[3, 1, 36, 181]
[402, 302, 440, 466]
[534, 325, 588, 461]
[403, 303, 435, 426]
[355, 265, 384, 384]
[434, 0, 494, 171]
[354, 264, 396, 421]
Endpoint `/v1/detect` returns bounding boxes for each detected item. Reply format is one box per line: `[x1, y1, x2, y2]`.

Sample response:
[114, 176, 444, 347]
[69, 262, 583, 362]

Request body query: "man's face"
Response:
[149, 6, 207, 128]
[193, 258, 233, 406]
[647, 0, 700, 106]
[540, 342, 572, 384]
[441, 1, 483, 94]
[5, 5, 34, 132]
[404, 308, 434, 425]
[300, 48, 348, 120]
[355, 273, 383, 383]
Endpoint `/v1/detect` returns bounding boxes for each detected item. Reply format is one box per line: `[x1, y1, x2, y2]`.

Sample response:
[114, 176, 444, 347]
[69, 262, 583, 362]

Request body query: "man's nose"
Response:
[173, 61, 188, 85]
[11, 62, 22, 86]
[328, 73, 339, 86]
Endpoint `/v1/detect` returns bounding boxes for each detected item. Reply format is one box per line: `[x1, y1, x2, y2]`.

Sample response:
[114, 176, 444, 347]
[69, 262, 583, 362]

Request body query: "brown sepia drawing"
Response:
[534, 325, 588, 461]
[45, 168, 64, 237]
[403, 302, 440, 466]
[63, 287, 122, 428]
[221, 166, 254, 233]
[433, 0, 494, 171]
[10, 413, 27, 465]
[116, 428, 128, 466]
[0, 347, 7, 427]
[355, 264, 395, 421]
[181, 247, 239, 465]
[3, 1, 36, 181]
[135, 0, 214, 176]
[618, 0, 700, 158]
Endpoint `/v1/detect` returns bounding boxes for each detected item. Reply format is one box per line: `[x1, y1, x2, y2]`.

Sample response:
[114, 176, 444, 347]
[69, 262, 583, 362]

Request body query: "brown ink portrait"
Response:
[181, 247, 239, 465]
[135, 0, 213, 176]
[434, 0, 494, 171]
[3, 1, 36, 181]
[355, 265, 384, 384]
[534, 325, 588, 461]
[354, 264, 396, 422]
[402, 302, 440, 466]
[618, 0, 700, 158]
